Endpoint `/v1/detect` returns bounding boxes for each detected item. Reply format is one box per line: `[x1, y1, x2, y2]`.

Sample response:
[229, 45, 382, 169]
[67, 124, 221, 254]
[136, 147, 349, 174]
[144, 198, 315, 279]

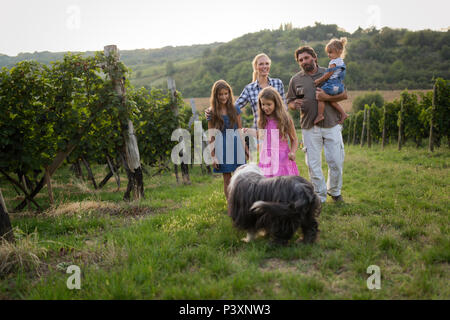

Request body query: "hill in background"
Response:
[1, 23, 449, 97]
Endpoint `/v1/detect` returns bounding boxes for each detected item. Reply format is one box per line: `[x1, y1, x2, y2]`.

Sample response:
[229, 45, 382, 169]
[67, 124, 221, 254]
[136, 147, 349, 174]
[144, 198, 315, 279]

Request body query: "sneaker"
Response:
[328, 193, 344, 203]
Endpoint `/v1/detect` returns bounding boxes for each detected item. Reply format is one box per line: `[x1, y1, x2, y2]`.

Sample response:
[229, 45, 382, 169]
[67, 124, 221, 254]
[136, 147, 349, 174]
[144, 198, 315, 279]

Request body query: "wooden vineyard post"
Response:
[189, 99, 197, 169]
[360, 107, 367, 148]
[398, 97, 404, 151]
[203, 129, 212, 175]
[168, 78, 179, 183]
[45, 167, 54, 205]
[429, 82, 436, 152]
[104, 45, 144, 200]
[0, 169, 42, 212]
[189, 99, 211, 175]
[21, 175, 31, 211]
[190, 99, 199, 171]
[81, 156, 98, 189]
[169, 78, 180, 183]
[381, 106, 386, 150]
[168, 77, 190, 185]
[0, 188, 14, 243]
[367, 107, 371, 148]
[106, 155, 121, 190]
[74, 159, 83, 180]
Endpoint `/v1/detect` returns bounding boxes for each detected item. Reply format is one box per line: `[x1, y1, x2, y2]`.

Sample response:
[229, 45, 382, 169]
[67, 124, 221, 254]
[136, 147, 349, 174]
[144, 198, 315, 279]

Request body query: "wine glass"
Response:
[295, 86, 304, 99]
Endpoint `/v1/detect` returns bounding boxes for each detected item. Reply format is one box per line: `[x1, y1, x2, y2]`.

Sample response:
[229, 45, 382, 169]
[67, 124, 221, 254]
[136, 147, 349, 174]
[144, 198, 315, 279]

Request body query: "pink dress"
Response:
[258, 118, 299, 177]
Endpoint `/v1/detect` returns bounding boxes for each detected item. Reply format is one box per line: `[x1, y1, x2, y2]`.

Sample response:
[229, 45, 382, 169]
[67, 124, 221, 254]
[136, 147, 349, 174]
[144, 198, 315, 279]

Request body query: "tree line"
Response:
[1, 23, 448, 98]
[162, 23, 450, 97]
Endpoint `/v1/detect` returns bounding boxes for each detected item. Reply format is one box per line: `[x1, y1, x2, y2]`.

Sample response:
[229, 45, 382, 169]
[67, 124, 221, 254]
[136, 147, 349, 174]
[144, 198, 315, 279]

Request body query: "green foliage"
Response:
[0, 61, 52, 174]
[240, 110, 255, 129]
[346, 28, 450, 90]
[1, 54, 96, 176]
[179, 23, 349, 97]
[381, 101, 401, 144]
[51, 53, 121, 166]
[352, 92, 385, 113]
[0, 52, 122, 177]
[400, 91, 426, 147]
[147, 26, 449, 97]
[367, 103, 382, 142]
[131, 87, 184, 166]
[0, 50, 194, 196]
[176, 26, 449, 97]
[418, 79, 450, 148]
[2, 26, 448, 97]
[344, 78, 449, 148]
[430, 78, 450, 146]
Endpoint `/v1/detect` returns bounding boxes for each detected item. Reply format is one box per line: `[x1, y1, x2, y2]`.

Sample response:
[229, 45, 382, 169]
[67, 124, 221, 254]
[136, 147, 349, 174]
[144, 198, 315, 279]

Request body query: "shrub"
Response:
[352, 92, 385, 113]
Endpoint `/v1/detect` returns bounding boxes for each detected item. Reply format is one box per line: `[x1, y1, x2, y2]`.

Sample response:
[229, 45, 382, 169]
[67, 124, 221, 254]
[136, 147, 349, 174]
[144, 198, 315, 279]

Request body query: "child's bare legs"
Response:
[330, 101, 348, 124]
[314, 101, 325, 124]
[223, 173, 232, 204]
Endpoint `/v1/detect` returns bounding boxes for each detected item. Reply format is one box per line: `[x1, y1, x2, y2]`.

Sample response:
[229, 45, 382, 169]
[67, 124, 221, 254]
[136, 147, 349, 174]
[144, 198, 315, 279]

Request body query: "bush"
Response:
[352, 92, 385, 113]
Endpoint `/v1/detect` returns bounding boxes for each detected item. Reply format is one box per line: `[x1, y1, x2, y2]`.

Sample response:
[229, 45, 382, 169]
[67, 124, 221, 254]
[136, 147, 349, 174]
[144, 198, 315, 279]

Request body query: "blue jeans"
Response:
[321, 79, 345, 95]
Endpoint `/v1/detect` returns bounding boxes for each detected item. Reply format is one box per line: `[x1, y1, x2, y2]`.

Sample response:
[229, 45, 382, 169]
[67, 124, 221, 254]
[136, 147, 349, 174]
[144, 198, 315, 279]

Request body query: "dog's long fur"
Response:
[228, 164, 320, 245]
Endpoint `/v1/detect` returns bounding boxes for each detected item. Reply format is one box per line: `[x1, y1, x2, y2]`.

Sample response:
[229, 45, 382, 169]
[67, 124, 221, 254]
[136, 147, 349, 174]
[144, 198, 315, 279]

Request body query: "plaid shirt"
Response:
[235, 77, 286, 129]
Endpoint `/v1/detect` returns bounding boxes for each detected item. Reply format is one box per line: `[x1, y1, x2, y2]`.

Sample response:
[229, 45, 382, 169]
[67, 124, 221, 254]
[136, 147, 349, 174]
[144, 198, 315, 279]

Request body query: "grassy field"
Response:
[185, 90, 431, 113]
[0, 141, 449, 299]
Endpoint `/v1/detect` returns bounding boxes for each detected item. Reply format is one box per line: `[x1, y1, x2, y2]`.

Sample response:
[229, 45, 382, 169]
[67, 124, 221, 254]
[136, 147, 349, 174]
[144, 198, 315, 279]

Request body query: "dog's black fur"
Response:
[228, 164, 320, 245]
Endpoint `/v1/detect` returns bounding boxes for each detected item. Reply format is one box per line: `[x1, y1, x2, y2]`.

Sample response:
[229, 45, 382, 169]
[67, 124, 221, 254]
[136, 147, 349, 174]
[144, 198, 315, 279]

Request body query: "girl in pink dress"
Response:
[257, 87, 299, 177]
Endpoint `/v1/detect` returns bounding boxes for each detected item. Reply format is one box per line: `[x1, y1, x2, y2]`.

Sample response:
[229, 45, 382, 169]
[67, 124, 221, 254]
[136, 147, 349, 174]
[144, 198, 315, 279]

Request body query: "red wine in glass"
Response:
[296, 86, 304, 99]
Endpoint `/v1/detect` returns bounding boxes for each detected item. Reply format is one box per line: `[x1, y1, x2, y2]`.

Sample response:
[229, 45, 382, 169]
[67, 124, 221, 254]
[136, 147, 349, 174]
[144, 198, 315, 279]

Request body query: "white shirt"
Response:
[329, 58, 345, 80]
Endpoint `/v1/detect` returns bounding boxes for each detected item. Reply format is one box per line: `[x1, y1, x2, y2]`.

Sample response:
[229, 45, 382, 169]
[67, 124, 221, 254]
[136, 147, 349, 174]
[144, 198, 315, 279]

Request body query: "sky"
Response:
[1, 0, 449, 56]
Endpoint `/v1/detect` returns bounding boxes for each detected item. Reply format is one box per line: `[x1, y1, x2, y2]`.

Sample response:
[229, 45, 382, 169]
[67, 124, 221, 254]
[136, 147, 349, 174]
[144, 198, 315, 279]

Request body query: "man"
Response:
[286, 46, 347, 203]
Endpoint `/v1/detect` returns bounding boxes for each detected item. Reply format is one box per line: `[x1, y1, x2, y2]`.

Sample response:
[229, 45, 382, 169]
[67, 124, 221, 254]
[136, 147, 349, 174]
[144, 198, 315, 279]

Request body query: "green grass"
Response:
[0, 143, 449, 299]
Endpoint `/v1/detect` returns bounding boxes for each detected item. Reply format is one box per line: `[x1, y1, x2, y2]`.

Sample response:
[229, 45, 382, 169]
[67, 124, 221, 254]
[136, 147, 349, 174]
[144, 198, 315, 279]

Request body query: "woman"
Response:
[206, 53, 286, 129]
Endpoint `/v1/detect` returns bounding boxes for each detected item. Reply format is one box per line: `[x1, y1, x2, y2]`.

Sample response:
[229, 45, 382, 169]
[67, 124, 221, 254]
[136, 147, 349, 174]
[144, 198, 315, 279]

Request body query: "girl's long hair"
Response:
[252, 53, 271, 82]
[257, 87, 293, 140]
[325, 37, 348, 59]
[209, 80, 237, 130]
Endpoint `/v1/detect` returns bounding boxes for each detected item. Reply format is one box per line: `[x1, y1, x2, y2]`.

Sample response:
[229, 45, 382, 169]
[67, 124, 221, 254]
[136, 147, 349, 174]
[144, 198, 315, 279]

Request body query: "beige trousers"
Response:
[302, 124, 345, 202]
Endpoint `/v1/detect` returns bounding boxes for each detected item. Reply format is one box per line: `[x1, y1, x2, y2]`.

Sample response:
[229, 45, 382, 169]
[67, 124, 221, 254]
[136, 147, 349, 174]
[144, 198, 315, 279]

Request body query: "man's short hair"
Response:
[294, 46, 317, 61]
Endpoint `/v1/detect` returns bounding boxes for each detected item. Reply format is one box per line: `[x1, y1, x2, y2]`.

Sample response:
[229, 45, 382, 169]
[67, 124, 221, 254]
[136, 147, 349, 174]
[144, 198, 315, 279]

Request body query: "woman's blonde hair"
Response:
[252, 53, 271, 82]
[325, 37, 348, 59]
[257, 87, 293, 140]
[209, 80, 237, 131]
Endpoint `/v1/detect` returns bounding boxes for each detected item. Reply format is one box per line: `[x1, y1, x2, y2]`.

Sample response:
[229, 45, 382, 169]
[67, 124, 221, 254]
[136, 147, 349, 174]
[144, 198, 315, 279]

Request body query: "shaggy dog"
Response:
[228, 164, 320, 245]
